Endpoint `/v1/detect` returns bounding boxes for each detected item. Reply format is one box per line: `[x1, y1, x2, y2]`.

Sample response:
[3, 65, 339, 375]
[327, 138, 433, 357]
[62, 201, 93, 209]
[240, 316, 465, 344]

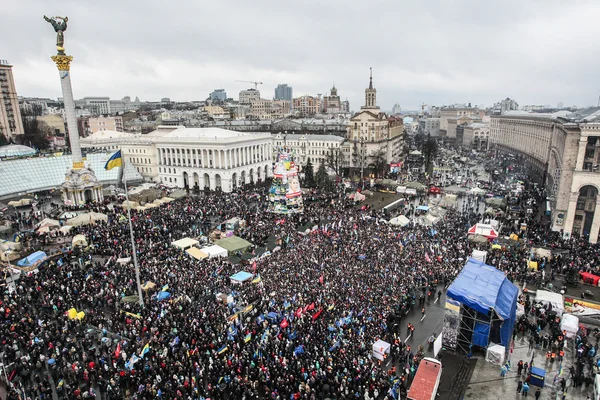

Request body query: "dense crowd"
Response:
[1, 177, 599, 399]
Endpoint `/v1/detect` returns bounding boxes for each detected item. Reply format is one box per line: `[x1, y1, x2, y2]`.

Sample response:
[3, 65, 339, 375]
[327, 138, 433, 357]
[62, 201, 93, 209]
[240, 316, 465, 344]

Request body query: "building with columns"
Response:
[154, 127, 272, 191]
[81, 126, 272, 192]
[491, 108, 600, 242]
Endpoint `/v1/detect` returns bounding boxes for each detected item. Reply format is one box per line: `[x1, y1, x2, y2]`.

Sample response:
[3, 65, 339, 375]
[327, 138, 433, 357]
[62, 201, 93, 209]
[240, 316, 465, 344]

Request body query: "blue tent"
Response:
[446, 258, 518, 349]
[17, 250, 48, 267]
[229, 271, 253, 283]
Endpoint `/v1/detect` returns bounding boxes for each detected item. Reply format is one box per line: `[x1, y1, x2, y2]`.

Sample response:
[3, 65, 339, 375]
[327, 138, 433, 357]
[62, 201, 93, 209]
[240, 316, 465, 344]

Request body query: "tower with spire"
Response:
[364, 67, 377, 109]
[322, 82, 342, 114]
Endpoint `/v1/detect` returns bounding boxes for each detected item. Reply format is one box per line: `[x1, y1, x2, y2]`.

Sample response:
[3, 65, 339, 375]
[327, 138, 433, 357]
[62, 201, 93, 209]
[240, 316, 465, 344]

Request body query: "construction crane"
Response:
[235, 80, 263, 90]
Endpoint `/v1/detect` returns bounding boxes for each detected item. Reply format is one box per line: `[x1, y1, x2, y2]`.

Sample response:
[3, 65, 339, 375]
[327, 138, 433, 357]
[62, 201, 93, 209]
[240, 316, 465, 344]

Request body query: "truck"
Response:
[407, 357, 442, 400]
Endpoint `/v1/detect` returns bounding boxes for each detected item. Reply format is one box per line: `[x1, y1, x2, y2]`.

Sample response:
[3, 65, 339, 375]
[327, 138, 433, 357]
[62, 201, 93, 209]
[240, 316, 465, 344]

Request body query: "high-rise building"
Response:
[274, 84, 293, 102]
[210, 89, 227, 103]
[392, 104, 402, 115]
[0, 60, 25, 140]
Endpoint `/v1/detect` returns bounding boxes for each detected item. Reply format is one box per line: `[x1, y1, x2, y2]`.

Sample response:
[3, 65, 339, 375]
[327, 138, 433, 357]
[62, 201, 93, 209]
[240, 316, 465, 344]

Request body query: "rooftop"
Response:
[0, 153, 142, 199]
[0, 144, 37, 159]
[272, 133, 345, 142]
[163, 127, 252, 140]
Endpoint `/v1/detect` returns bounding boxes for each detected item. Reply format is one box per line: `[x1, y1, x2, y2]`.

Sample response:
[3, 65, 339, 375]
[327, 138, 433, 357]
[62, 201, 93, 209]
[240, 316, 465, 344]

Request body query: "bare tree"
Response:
[325, 147, 345, 177]
[372, 149, 388, 177]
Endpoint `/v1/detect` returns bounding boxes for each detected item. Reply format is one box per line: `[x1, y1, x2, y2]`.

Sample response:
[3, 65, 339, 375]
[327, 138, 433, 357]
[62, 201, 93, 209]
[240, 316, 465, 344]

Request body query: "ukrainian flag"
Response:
[252, 275, 262, 284]
[104, 150, 123, 170]
[217, 345, 228, 355]
[244, 333, 252, 343]
[140, 343, 150, 358]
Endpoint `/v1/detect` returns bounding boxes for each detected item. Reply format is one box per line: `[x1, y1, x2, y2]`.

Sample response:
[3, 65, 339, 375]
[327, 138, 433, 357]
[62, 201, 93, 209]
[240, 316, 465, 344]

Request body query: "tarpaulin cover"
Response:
[17, 250, 48, 267]
[473, 322, 490, 347]
[447, 258, 518, 346]
[230, 271, 254, 283]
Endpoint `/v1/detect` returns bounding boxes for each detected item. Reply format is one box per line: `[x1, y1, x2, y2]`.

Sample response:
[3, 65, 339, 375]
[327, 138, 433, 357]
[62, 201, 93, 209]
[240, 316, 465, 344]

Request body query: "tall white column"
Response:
[563, 192, 579, 238]
[590, 197, 600, 244]
[576, 137, 588, 171]
[52, 55, 82, 168]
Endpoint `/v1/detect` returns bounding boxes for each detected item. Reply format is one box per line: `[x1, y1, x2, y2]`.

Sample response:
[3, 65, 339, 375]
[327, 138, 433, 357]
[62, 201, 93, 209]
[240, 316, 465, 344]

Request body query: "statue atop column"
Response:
[44, 15, 69, 54]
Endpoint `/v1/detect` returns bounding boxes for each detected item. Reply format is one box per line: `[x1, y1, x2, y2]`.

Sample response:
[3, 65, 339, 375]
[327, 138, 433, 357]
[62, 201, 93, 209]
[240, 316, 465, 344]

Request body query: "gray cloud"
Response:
[5, 0, 600, 110]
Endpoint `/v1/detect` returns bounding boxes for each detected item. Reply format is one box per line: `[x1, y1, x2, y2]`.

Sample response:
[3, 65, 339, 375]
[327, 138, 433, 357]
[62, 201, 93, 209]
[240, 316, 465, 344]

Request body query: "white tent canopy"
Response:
[37, 218, 60, 230]
[199, 245, 228, 259]
[389, 215, 410, 227]
[58, 225, 73, 234]
[535, 290, 564, 316]
[468, 223, 498, 239]
[172, 237, 199, 250]
[471, 249, 487, 263]
[372, 339, 390, 361]
[66, 212, 108, 227]
[560, 314, 579, 338]
[485, 344, 505, 365]
[71, 234, 88, 247]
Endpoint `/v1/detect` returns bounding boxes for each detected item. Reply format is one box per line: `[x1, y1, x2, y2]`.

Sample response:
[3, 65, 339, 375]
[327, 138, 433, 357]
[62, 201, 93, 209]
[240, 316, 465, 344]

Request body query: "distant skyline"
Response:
[5, 0, 600, 111]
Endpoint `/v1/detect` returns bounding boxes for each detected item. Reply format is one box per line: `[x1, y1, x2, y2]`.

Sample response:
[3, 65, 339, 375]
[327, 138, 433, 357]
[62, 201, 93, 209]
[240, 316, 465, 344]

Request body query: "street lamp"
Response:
[360, 137, 365, 190]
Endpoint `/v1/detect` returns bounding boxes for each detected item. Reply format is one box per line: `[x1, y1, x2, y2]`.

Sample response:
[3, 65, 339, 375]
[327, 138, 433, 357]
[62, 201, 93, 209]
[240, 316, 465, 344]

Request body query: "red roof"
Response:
[407, 358, 442, 400]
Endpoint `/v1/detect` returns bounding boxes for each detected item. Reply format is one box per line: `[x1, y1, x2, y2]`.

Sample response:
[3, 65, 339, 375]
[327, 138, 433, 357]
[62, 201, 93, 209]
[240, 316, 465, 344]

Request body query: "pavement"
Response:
[463, 336, 592, 400]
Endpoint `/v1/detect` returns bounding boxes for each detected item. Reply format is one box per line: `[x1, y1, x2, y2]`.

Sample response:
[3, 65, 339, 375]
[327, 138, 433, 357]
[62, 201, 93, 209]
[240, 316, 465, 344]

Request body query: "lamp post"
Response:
[360, 138, 365, 190]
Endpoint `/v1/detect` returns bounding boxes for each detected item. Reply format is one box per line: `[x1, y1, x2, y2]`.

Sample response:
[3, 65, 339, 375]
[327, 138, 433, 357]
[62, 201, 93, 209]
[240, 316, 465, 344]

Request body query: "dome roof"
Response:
[0, 144, 37, 158]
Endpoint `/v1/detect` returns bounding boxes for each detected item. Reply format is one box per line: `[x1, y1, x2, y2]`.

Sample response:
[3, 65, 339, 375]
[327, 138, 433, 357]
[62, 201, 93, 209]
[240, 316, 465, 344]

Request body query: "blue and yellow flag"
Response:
[140, 343, 150, 358]
[244, 333, 252, 343]
[217, 345, 228, 355]
[104, 150, 123, 170]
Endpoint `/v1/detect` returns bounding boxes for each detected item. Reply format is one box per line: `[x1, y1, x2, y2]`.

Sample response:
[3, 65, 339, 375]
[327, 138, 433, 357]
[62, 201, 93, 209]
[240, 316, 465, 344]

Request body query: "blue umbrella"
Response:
[47, 358, 56, 365]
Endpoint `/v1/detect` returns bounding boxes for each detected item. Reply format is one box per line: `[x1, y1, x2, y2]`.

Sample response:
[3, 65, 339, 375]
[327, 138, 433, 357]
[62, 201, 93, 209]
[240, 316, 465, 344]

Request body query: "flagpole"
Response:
[121, 150, 144, 307]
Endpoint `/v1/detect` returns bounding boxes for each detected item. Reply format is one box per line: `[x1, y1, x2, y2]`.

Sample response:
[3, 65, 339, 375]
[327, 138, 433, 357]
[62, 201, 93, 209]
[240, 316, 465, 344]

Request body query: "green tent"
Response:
[228, 255, 242, 265]
[215, 235, 253, 255]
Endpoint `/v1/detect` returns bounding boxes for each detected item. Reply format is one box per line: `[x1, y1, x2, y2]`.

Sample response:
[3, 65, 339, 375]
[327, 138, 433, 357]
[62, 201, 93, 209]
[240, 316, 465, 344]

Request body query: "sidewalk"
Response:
[463, 336, 592, 399]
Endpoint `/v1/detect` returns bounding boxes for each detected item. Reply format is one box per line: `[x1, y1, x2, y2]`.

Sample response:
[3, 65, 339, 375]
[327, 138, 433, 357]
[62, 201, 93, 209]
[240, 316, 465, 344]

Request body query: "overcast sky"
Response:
[5, 0, 600, 111]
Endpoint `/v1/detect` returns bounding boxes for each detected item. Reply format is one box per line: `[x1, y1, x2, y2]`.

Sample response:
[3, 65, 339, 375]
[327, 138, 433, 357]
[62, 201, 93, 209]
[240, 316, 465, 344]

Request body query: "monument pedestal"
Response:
[61, 166, 103, 206]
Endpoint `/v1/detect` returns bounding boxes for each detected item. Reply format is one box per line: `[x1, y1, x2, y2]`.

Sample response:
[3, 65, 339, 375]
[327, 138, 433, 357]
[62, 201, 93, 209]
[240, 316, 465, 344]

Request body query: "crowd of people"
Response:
[0, 170, 599, 399]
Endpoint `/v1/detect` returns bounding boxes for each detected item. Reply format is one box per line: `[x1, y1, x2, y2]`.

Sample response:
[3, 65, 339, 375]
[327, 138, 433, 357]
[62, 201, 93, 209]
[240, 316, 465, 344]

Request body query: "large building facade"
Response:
[89, 116, 124, 133]
[491, 109, 600, 242]
[346, 70, 404, 173]
[272, 132, 346, 170]
[293, 96, 321, 118]
[0, 60, 25, 141]
[81, 126, 272, 192]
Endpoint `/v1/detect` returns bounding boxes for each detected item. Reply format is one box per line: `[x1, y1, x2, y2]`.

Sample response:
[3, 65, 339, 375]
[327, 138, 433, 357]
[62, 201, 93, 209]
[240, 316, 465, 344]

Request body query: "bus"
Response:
[407, 357, 442, 400]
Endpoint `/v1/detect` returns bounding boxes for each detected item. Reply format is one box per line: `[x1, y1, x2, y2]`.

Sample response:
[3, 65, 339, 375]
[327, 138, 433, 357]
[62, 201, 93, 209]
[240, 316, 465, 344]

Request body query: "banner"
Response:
[565, 297, 600, 315]
[442, 299, 461, 350]
[433, 332, 443, 358]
